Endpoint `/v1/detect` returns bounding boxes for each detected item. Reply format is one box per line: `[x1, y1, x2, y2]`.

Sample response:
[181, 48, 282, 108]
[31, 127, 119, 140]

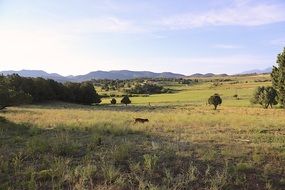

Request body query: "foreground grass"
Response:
[1, 104, 284, 189]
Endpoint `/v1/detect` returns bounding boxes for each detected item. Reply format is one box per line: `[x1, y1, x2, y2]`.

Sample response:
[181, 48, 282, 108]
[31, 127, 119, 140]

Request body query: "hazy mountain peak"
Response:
[0, 69, 185, 82]
[240, 67, 272, 74]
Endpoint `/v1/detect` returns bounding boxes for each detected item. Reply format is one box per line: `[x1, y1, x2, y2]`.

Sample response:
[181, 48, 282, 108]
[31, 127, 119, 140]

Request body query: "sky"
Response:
[0, 0, 285, 76]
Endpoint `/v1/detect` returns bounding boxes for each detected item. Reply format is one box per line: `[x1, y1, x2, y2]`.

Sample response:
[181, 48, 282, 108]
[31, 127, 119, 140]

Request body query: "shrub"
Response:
[110, 98, 117, 105]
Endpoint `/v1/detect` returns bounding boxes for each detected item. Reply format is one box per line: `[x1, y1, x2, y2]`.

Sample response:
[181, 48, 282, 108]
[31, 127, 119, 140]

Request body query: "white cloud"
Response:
[159, 2, 285, 29]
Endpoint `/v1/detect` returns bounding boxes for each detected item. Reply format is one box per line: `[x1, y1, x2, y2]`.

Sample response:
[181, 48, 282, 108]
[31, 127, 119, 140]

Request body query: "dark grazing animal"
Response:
[134, 118, 149, 123]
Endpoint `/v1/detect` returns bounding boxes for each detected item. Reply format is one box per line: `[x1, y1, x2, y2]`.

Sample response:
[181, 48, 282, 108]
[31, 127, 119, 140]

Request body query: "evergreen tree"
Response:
[77, 82, 101, 105]
[251, 86, 278, 109]
[271, 47, 285, 107]
[121, 95, 131, 106]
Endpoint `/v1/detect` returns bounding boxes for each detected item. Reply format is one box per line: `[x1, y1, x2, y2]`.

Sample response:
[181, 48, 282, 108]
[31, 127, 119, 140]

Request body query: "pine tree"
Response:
[121, 95, 131, 106]
[251, 86, 278, 108]
[271, 47, 285, 107]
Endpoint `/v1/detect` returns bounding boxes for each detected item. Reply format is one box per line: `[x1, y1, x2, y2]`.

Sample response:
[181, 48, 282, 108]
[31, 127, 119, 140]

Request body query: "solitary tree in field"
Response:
[110, 98, 117, 105]
[121, 95, 131, 106]
[208, 94, 222, 110]
[271, 47, 285, 107]
[251, 86, 278, 109]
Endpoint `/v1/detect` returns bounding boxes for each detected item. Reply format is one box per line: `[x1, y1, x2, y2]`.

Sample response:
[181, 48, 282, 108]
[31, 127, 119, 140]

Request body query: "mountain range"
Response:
[0, 70, 185, 82]
[0, 68, 271, 82]
[240, 67, 272, 75]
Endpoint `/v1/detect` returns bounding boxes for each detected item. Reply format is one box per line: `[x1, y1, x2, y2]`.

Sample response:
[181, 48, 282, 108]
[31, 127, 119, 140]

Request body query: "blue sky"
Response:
[0, 0, 284, 75]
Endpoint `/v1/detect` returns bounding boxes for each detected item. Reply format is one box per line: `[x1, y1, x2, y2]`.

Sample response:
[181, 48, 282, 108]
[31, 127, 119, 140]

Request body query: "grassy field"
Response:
[1, 74, 284, 190]
[101, 74, 271, 107]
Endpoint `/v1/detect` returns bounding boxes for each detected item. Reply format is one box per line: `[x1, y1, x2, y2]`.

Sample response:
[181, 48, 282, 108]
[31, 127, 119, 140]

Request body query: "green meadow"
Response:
[1, 74, 284, 190]
[101, 74, 271, 107]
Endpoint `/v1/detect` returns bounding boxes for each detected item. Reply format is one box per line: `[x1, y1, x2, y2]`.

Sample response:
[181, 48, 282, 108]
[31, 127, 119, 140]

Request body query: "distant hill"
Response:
[240, 67, 272, 75]
[189, 73, 228, 78]
[0, 70, 68, 82]
[1, 70, 51, 77]
[0, 68, 272, 82]
[71, 70, 185, 82]
[0, 69, 185, 82]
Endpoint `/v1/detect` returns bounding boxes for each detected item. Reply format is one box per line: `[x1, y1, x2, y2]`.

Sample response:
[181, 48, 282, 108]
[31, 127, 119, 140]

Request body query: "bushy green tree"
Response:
[32, 78, 55, 101]
[110, 98, 117, 105]
[64, 82, 101, 105]
[271, 47, 285, 107]
[79, 82, 101, 105]
[7, 75, 56, 102]
[121, 95, 131, 106]
[251, 86, 278, 109]
[0, 76, 32, 110]
[208, 94, 222, 110]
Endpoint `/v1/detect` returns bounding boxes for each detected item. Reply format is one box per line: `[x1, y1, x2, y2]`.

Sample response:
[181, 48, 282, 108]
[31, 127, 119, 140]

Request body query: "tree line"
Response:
[0, 74, 101, 109]
[93, 78, 199, 93]
[126, 83, 172, 94]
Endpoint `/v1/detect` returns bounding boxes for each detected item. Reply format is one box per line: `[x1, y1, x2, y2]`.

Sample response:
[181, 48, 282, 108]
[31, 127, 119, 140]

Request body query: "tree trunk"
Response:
[214, 105, 217, 110]
[265, 104, 269, 109]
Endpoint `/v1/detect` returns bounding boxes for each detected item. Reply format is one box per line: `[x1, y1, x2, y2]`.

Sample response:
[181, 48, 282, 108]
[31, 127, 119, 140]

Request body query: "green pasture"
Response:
[101, 75, 272, 107]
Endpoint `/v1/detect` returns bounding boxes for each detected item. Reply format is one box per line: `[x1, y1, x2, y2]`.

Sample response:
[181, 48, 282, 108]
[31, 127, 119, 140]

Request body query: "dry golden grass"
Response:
[1, 104, 284, 189]
[1, 75, 284, 189]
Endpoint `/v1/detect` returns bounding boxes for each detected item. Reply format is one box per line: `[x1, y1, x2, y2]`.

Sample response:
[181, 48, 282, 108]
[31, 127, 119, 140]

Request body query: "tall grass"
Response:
[0, 104, 284, 189]
[0, 75, 284, 189]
